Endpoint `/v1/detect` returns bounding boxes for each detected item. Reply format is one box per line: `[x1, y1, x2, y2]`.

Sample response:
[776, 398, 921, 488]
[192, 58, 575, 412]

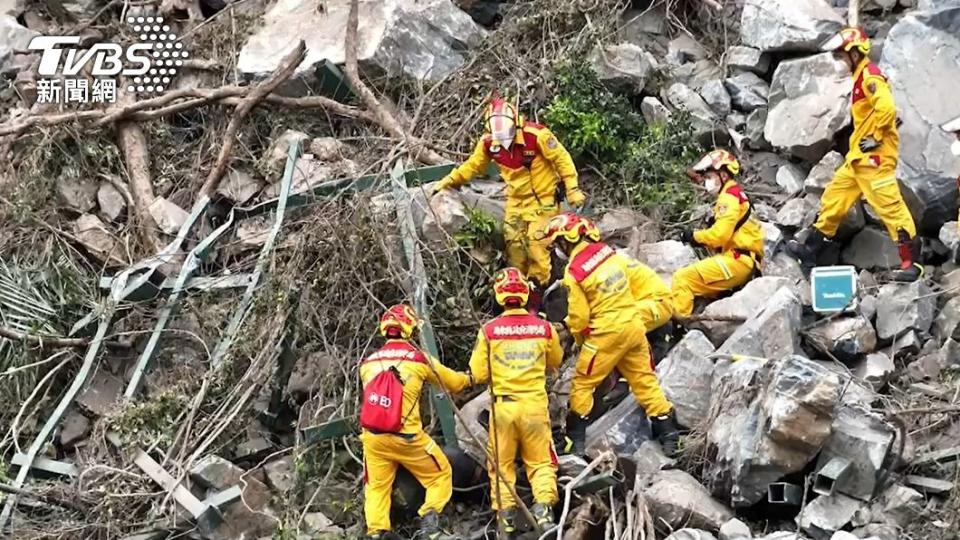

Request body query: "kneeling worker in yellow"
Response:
[464, 267, 563, 535]
[358, 304, 471, 540]
[671, 149, 764, 319]
[540, 213, 680, 457]
[627, 258, 674, 333]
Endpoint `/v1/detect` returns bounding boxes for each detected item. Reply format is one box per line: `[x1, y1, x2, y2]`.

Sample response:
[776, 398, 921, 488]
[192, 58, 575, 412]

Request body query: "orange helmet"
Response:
[379, 304, 420, 339]
[821, 27, 871, 56]
[691, 149, 741, 177]
[538, 212, 600, 245]
[485, 93, 520, 148]
[493, 267, 530, 307]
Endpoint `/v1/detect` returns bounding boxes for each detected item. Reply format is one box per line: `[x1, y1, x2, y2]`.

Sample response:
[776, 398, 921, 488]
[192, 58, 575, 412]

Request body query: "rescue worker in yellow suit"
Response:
[433, 94, 585, 308]
[628, 259, 674, 333]
[787, 27, 922, 282]
[463, 267, 563, 536]
[671, 149, 764, 319]
[539, 213, 680, 457]
[359, 305, 471, 540]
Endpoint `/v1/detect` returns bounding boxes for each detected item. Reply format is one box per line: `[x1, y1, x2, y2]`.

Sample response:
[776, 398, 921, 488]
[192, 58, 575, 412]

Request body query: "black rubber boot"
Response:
[419, 510, 442, 540]
[498, 508, 518, 538]
[564, 411, 588, 457]
[531, 503, 555, 528]
[786, 227, 828, 270]
[890, 230, 923, 282]
[650, 409, 681, 458]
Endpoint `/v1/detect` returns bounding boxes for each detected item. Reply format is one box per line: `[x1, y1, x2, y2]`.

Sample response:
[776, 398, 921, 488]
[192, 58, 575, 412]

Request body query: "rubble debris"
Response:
[629, 440, 676, 486]
[97, 181, 127, 223]
[302, 512, 344, 536]
[726, 46, 769, 75]
[656, 330, 715, 428]
[716, 287, 803, 360]
[148, 197, 190, 236]
[765, 53, 852, 161]
[719, 518, 753, 540]
[0, 14, 38, 73]
[706, 355, 842, 506]
[932, 296, 960, 342]
[775, 164, 807, 196]
[804, 151, 845, 196]
[76, 368, 123, 417]
[701, 277, 794, 344]
[815, 406, 894, 500]
[850, 524, 899, 540]
[875, 280, 937, 341]
[841, 228, 901, 271]
[421, 190, 469, 246]
[58, 409, 90, 449]
[701, 79, 733, 118]
[263, 455, 296, 493]
[641, 96, 672, 124]
[598, 207, 656, 246]
[862, 483, 923, 528]
[740, 0, 845, 53]
[760, 221, 784, 263]
[796, 492, 863, 538]
[629, 239, 698, 285]
[308, 137, 347, 161]
[585, 395, 652, 455]
[852, 352, 894, 389]
[724, 72, 769, 113]
[218, 169, 264, 204]
[664, 82, 724, 144]
[589, 42, 654, 94]
[58, 174, 99, 213]
[777, 198, 812, 229]
[805, 315, 877, 360]
[904, 474, 954, 495]
[646, 469, 734, 531]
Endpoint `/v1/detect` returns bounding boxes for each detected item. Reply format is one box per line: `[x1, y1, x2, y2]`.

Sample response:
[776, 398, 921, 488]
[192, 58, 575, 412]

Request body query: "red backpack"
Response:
[360, 366, 405, 433]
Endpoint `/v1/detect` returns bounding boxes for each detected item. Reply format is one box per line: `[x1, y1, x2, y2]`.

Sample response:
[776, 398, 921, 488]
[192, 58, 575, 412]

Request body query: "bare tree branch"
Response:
[115, 87, 164, 254]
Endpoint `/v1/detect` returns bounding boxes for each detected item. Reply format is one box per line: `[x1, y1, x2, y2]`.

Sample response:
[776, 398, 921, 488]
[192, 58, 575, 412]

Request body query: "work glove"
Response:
[858, 136, 880, 153]
[430, 177, 456, 196]
[680, 228, 701, 247]
[566, 187, 586, 208]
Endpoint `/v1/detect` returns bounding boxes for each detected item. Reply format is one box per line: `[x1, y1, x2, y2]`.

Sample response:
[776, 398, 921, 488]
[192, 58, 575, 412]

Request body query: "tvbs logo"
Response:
[367, 393, 393, 408]
[28, 16, 188, 104]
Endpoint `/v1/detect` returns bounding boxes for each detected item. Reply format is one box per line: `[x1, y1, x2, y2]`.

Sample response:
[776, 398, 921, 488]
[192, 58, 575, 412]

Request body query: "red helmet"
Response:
[484, 92, 520, 148]
[538, 212, 600, 244]
[493, 267, 530, 307]
[379, 304, 420, 339]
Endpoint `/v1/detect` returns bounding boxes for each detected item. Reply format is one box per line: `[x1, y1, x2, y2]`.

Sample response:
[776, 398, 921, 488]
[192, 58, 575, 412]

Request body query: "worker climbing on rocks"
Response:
[787, 27, 922, 281]
[671, 149, 764, 319]
[433, 92, 584, 309]
[539, 213, 680, 457]
[462, 267, 562, 536]
[359, 304, 471, 540]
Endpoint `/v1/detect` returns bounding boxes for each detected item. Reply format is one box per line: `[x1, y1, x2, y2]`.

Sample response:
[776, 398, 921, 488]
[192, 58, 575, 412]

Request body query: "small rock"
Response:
[58, 175, 98, 213]
[719, 518, 752, 540]
[59, 409, 90, 449]
[745, 108, 771, 150]
[77, 367, 123, 417]
[777, 198, 812, 228]
[234, 437, 274, 460]
[939, 221, 959, 253]
[667, 34, 708, 64]
[804, 151, 844, 196]
[629, 240, 698, 286]
[263, 455, 296, 493]
[759, 221, 783, 266]
[422, 190, 469, 245]
[889, 329, 922, 357]
[797, 493, 863, 537]
[776, 164, 807, 196]
[858, 295, 877, 322]
[666, 530, 718, 540]
[938, 268, 960, 301]
[726, 112, 748, 132]
[96, 181, 126, 223]
[598, 207, 655, 246]
[630, 440, 676, 485]
[806, 315, 877, 360]
[656, 330, 716, 428]
[876, 280, 937, 341]
[260, 130, 310, 177]
[73, 214, 119, 262]
[585, 396, 652, 455]
[867, 484, 923, 528]
[148, 197, 189, 235]
[851, 524, 899, 540]
[302, 512, 342, 535]
[647, 469, 734, 531]
[589, 42, 654, 94]
[641, 96, 672, 124]
[190, 455, 244, 490]
[933, 296, 960, 342]
[726, 46, 770, 74]
[762, 252, 807, 288]
[308, 137, 346, 162]
[700, 79, 732, 117]
[218, 169, 264, 204]
[830, 532, 860, 540]
[724, 72, 769, 112]
[286, 350, 335, 400]
[0, 14, 38, 74]
[841, 228, 901, 271]
[853, 352, 894, 389]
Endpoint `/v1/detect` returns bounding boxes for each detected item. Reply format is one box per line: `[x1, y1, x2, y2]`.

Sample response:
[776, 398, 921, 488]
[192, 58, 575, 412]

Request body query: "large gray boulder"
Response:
[664, 82, 725, 144]
[700, 79, 733, 118]
[238, 0, 485, 91]
[724, 72, 769, 113]
[765, 53, 852, 162]
[716, 287, 803, 360]
[0, 15, 37, 73]
[656, 330, 716, 428]
[740, 0, 845, 52]
[876, 280, 937, 341]
[726, 45, 770, 75]
[646, 470, 734, 531]
[804, 151, 844, 196]
[706, 355, 843, 507]
[841, 227, 901, 270]
[589, 42, 654, 95]
[701, 277, 794, 344]
[629, 239, 698, 286]
[805, 315, 878, 360]
[880, 8, 960, 234]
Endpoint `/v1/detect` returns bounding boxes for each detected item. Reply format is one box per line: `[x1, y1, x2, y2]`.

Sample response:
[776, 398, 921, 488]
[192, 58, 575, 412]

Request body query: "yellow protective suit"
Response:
[562, 241, 673, 419]
[813, 58, 916, 241]
[359, 340, 471, 535]
[671, 180, 764, 318]
[467, 308, 563, 511]
[626, 257, 674, 332]
[440, 121, 580, 284]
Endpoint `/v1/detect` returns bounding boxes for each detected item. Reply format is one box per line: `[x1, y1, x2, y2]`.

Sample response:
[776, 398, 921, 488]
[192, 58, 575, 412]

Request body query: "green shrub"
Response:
[543, 61, 703, 220]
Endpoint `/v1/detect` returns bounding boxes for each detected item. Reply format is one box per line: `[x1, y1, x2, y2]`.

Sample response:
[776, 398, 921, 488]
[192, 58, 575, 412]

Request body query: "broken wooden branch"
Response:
[0, 482, 86, 513]
[197, 41, 307, 200]
[0, 324, 130, 349]
[345, 0, 445, 166]
[116, 85, 164, 254]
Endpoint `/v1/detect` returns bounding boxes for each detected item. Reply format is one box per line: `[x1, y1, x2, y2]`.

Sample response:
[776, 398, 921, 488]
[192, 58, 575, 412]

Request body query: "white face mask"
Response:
[554, 247, 568, 261]
[704, 177, 721, 193]
[951, 139, 960, 157]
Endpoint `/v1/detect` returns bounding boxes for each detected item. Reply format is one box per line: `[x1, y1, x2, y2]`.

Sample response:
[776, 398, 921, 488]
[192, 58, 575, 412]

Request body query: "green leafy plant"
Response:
[107, 390, 189, 447]
[453, 206, 502, 252]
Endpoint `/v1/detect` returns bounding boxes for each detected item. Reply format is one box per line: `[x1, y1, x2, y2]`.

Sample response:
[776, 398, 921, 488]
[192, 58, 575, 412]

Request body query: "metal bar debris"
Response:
[209, 138, 300, 370]
[813, 457, 853, 497]
[911, 446, 960, 468]
[98, 273, 255, 299]
[572, 470, 625, 495]
[905, 475, 953, 495]
[10, 454, 78, 477]
[300, 417, 357, 445]
[767, 482, 804, 505]
[388, 159, 458, 448]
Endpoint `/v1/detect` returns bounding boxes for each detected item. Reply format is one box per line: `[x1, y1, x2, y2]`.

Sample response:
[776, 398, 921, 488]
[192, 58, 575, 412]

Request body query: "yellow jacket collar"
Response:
[853, 57, 871, 80]
[569, 240, 593, 260]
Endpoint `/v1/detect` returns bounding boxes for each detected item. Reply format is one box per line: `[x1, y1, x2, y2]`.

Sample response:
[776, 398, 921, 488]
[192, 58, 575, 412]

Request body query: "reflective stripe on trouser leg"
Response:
[525, 212, 555, 285]
[517, 400, 559, 506]
[670, 255, 753, 318]
[814, 163, 862, 238]
[860, 171, 917, 241]
[408, 434, 454, 516]
[569, 337, 620, 417]
[615, 322, 673, 417]
[503, 214, 529, 277]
